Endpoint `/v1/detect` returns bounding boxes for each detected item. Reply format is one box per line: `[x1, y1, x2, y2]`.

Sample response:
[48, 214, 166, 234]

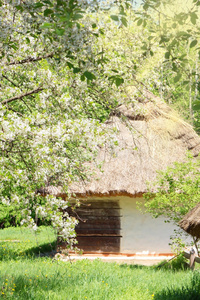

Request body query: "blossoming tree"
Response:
[0, 0, 129, 246]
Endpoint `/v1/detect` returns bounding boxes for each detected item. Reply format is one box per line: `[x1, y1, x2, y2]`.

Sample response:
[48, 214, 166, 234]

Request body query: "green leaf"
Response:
[137, 19, 143, 26]
[169, 39, 177, 48]
[119, 5, 126, 16]
[40, 23, 53, 28]
[177, 31, 191, 39]
[44, 9, 53, 16]
[165, 52, 170, 59]
[26, 37, 30, 44]
[15, 5, 24, 11]
[141, 44, 147, 50]
[99, 29, 104, 35]
[80, 74, 85, 81]
[143, 3, 149, 10]
[115, 77, 124, 87]
[121, 17, 127, 27]
[73, 68, 80, 74]
[43, 0, 53, 5]
[83, 71, 96, 80]
[9, 42, 18, 50]
[67, 62, 74, 69]
[55, 28, 65, 36]
[92, 23, 97, 28]
[190, 12, 198, 25]
[174, 73, 182, 83]
[34, 2, 44, 8]
[110, 15, 119, 21]
[159, 35, 170, 44]
[73, 14, 83, 20]
[193, 101, 200, 110]
[190, 39, 198, 48]
[179, 54, 187, 59]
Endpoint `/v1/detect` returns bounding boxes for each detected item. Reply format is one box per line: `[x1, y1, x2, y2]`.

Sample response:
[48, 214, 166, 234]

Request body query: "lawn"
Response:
[0, 227, 199, 300]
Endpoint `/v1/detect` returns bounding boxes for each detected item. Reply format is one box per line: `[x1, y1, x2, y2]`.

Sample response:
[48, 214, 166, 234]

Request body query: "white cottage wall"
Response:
[80, 196, 176, 254]
[120, 196, 175, 254]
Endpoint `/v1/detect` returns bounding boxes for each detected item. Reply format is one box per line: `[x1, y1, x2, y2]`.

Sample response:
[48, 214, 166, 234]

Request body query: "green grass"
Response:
[0, 226, 56, 260]
[0, 227, 199, 299]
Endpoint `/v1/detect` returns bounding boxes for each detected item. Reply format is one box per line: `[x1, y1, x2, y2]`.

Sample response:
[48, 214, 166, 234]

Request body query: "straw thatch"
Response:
[179, 203, 200, 238]
[39, 90, 200, 197]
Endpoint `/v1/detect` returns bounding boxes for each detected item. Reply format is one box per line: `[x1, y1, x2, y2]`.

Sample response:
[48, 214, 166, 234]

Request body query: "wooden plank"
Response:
[76, 228, 121, 235]
[76, 218, 120, 230]
[70, 200, 120, 209]
[76, 215, 120, 221]
[77, 234, 122, 237]
[69, 208, 121, 217]
[183, 251, 200, 264]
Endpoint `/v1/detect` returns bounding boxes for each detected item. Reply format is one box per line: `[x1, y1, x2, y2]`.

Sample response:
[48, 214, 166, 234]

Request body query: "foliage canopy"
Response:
[143, 155, 200, 226]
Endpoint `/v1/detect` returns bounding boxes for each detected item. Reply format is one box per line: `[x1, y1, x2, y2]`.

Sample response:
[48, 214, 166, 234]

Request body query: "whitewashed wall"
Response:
[81, 196, 177, 254]
[120, 196, 175, 254]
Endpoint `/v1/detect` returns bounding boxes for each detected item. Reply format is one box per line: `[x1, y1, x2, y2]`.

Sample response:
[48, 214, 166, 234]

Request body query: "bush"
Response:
[0, 203, 22, 228]
[0, 203, 51, 228]
[156, 254, 189, 271]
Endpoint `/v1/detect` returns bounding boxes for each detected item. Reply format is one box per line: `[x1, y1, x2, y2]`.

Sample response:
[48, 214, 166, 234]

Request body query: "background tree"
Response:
[134, 0, 200, 132]
[141, 155, 200, 251]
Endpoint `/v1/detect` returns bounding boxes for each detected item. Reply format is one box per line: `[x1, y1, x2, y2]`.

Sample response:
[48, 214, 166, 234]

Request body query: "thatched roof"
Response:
[39, 90, 200, 197]
[179, 203, 200, 238]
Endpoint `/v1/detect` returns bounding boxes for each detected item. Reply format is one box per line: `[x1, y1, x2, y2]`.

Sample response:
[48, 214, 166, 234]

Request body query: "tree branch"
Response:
[7, 53, 54, 66]
[2, 74, 18, 87]
[2, 87, 44, 105]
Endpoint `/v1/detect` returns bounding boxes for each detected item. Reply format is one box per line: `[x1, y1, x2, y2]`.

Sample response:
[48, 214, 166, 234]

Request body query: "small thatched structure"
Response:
[40, 90, 200, 254]
[179, 203, 200, 239]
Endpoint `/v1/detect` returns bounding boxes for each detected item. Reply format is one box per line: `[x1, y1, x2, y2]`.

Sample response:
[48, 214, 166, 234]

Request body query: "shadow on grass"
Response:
[154, 289, 200, 300]
[24, 241, 57, 256]
[0, 240, 57, 261]
[154, 272, 200, 300]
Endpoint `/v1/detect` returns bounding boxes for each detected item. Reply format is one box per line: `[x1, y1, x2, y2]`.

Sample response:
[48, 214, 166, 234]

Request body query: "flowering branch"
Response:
[2, 87, 44, 105]
[2, 74, 18, 87]
[7, 53, 54, 66]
